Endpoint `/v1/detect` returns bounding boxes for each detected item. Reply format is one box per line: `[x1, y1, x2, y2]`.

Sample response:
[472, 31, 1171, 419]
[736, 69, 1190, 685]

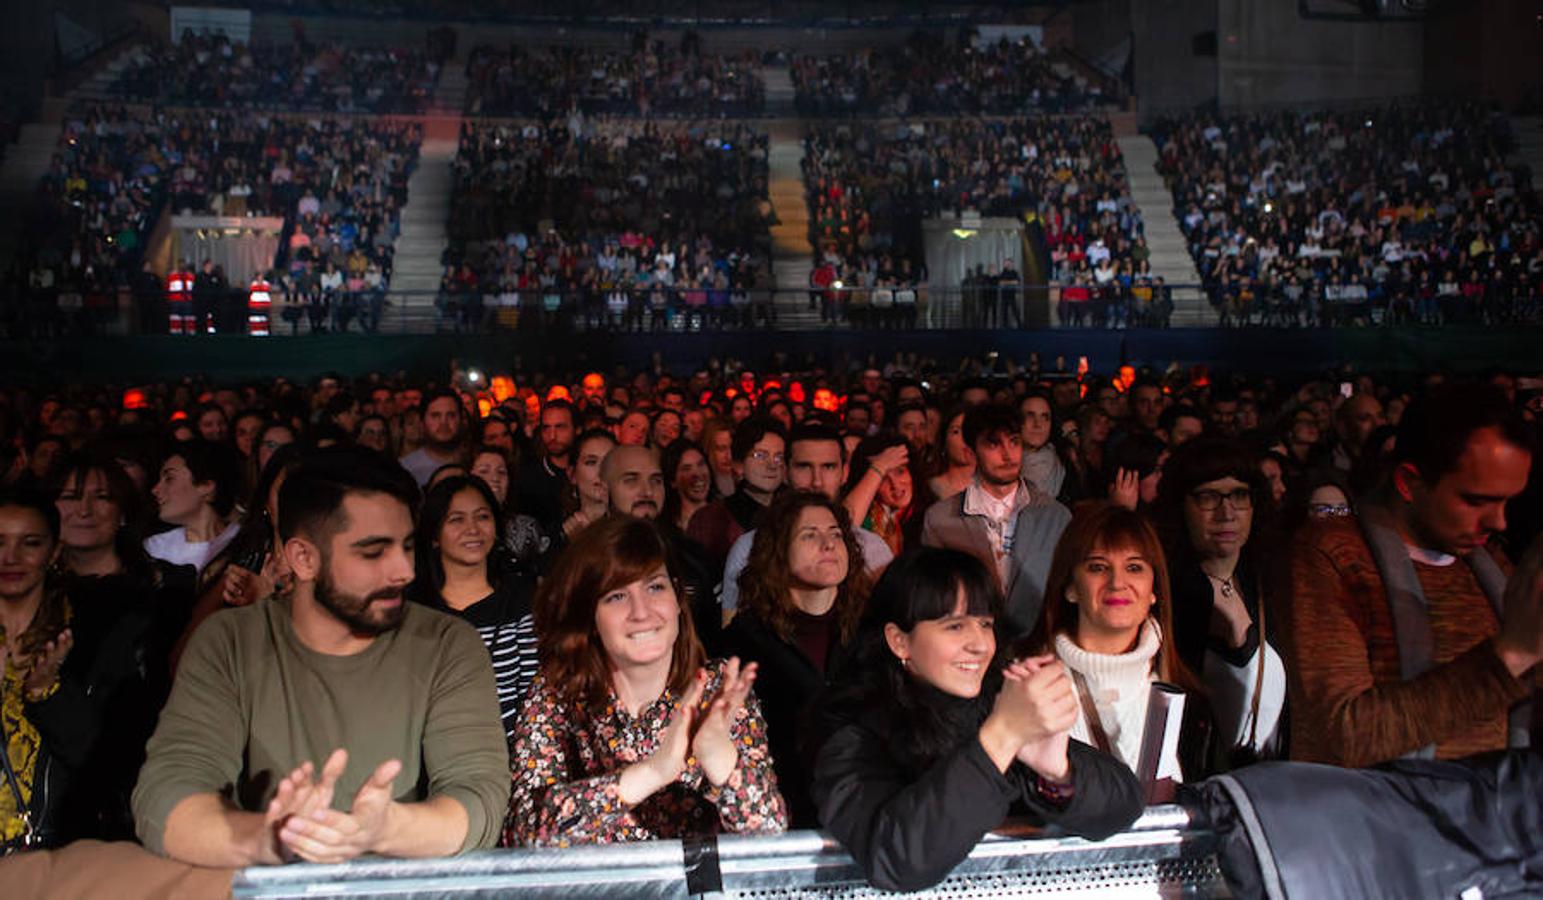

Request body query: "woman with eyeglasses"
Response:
[1153, 437, 1287, 763]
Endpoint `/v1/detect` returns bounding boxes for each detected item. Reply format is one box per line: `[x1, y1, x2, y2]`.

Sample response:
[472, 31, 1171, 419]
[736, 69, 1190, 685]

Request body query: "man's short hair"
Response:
[169, 439, 244, 518]
[541, 398, 576, 423]
[278, 447, 420, 546]
[1393, 384, 1532, 481]
[1159, 404, 1204, 433]
[419, 388, 462, 418]
[788, 422, 846, 462]
[730, 416, 788, 462]
[962, 404, 1023, 449]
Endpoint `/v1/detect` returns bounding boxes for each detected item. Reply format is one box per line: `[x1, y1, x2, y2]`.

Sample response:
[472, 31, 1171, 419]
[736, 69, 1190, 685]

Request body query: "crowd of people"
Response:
[442, 119, 771, 332]
[465, 33, 764, 118]
[791, 33, 1115, 118]
[802, 115, 1159, 326]
[5, 104, 421, 339]
[1152, 104, 1543, 327]
[111, 31, 445, 114]
[0, 352, 1538, 890]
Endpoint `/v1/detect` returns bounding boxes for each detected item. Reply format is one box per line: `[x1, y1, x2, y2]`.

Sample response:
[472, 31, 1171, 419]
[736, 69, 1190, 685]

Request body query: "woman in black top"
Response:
[812, 548, 1142, 893]
[413, 475, 538, 739]
[53, 454, 195, 841]
[724, 491, 868, 827]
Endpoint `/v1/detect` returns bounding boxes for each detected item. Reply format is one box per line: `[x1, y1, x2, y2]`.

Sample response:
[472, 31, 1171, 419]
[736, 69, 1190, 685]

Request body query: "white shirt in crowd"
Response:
[143, 522, 241, 575]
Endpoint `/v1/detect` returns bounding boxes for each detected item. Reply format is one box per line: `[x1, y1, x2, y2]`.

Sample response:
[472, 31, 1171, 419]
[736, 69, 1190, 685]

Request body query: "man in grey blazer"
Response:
[921, 403, 1072, 641]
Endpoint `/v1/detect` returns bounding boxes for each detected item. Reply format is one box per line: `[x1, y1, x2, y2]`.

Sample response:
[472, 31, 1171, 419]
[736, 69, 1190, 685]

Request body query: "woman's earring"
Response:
[901, 657, 912, 669]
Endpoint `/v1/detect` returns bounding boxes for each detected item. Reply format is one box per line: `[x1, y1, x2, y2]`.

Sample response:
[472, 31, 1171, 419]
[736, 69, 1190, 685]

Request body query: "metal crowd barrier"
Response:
[231, 805, 1228, 898]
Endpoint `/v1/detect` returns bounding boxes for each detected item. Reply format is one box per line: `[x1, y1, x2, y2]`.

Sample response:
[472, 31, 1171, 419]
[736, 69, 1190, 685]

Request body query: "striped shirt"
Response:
[432, 580, 541, 739]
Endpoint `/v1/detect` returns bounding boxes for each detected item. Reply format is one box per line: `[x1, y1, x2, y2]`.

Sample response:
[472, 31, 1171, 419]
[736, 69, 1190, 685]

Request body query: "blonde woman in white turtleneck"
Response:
[1030, 503, 1209, 785]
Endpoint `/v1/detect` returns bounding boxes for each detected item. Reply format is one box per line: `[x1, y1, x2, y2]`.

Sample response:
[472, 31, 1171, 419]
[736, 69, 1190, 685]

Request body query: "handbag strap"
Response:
[1069, 669, 1114, 756]
[1243, 569, 1267, 753]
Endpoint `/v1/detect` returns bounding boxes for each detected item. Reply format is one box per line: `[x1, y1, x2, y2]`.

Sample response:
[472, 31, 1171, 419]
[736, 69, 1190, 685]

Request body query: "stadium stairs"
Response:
[1116, 134, 1216, 327]
[386, 59, 469, 330]
[764, 64, 822, 330]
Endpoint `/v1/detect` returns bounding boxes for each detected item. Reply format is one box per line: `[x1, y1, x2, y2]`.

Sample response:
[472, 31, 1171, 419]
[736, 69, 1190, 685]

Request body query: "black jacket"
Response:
[813, 704, 1144, 892]
[722, 608, 841, 828]
[1187, 751, 1543, 900]
[13, 593, 156, 846]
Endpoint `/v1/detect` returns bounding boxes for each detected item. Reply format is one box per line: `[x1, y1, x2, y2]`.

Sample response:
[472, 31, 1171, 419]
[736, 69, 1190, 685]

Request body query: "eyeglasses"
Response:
[1309, 503, 1353, 518]
[748, 450, 785, 465]
[1190, 488, 1253, 511]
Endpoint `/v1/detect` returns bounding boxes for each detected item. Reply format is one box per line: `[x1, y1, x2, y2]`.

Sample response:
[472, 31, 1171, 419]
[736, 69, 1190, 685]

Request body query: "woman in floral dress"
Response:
[503, 516, 787, 846]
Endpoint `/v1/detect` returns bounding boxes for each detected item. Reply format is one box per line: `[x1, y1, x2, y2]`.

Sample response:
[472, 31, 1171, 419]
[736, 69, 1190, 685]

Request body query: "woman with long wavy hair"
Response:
[725, 491, 868, 826]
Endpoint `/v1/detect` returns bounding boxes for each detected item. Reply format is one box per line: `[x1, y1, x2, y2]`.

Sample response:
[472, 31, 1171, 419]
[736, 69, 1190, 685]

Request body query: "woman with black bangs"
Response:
[812, 548, 1142, 893]
[413, 475, 538, 740]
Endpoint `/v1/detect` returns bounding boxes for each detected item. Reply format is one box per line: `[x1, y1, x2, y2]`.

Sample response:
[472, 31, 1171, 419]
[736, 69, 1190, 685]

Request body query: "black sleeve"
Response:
[1013, 740, 1144, 841]
[813, 721, 1018, 893]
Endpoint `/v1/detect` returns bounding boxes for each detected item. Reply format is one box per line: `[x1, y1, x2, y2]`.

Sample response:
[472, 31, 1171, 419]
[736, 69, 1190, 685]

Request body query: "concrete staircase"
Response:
[765, 111, 821, 329]
[68, 42, 145, 104]
[388, 135, 457, 325]
[763, 62, 796, 117]
[1116, 135, 1215, 327]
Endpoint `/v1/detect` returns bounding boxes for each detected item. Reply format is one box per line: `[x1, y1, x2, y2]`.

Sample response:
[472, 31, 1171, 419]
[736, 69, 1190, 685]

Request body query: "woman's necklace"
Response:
[1205, 571, 1236, 598]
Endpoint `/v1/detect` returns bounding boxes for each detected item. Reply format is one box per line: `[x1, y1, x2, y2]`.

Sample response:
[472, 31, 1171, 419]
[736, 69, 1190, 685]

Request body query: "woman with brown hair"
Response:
[504, 517, 787, 847]
[724, 491, 868, 827]
[1029, 503, 1214, 794]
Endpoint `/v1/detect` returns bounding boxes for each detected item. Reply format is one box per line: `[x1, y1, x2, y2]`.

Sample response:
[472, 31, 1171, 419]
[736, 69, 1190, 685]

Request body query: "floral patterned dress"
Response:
[503, 658, 788, 847]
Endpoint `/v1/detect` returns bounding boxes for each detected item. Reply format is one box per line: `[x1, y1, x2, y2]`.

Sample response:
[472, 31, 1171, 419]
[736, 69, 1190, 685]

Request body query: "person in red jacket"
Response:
[165, 263, 195, 335]
[247, 273, 273, 337]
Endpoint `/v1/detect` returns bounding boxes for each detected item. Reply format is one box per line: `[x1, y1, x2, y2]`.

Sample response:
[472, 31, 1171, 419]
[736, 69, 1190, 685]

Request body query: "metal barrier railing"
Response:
[231, 805, 1226, 898]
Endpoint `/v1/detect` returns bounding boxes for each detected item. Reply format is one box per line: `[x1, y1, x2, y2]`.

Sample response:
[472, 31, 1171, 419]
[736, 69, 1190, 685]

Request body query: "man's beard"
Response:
[315, 564, 407, 636]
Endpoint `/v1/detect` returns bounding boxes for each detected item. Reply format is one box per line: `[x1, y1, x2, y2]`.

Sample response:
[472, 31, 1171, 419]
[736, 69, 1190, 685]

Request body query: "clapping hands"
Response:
[264, 748, 403, 864]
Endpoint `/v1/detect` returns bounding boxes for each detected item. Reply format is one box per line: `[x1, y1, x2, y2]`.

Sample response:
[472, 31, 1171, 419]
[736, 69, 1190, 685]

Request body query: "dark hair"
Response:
[55, 450, 153, 576]
[414, 475, 510, 601]
[205, 443, 306, 589]
[1106, 433, 1167, 480]
[166, 439, 244, 517]
[738, 491, 868, 645]
[788, 421, 845, 462]
[0, 485, 68, 656]
[659, 438, 712, 528]
[731, 416, 787, 462]
[1393, 384, 1532, 482]
[534, 517, 705, 707]
[1158, 404, 1204, 435]
[541, 398, 576, 423]
[277, 446, 420, 546]
[1153, 436, 1270, 531]
[419, 388, 463, 419]
[962, 403, 1022, 449]
[819, 548, 1004, 773]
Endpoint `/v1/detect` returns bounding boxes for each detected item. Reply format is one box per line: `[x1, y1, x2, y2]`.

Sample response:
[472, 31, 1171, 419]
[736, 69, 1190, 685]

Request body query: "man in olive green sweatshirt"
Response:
[133, 447, 510, 867]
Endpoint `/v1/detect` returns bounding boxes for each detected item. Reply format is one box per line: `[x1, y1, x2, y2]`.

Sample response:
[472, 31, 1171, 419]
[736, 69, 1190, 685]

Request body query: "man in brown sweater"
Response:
[1282, 385, 1541, 767]
[133, 447, 509, 867]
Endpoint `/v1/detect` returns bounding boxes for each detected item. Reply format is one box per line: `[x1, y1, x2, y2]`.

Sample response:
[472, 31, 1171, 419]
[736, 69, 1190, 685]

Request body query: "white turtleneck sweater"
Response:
[1054, 619, 1168, 777]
